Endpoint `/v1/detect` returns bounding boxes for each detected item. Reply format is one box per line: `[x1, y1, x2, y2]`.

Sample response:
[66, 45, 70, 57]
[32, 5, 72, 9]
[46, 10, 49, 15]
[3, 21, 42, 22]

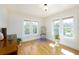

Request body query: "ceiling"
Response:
[6, 4, 79, 18]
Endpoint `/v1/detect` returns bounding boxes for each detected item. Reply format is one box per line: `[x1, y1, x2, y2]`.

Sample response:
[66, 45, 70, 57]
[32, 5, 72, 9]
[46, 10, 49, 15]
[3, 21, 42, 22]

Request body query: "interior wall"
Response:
[0, 5, 44, 42]
[45, 7, 79, 50]
[0, 5, 7, 28]
[7, 10, 43, 42]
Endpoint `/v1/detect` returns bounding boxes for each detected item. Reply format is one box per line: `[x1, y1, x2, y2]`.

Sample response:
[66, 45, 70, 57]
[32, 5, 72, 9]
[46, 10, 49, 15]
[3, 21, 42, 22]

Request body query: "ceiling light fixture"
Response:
[43, 4, 48, 11]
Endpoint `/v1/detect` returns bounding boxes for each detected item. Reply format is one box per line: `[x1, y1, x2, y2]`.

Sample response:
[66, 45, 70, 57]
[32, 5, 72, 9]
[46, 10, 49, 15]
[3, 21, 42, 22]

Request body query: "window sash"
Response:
[53, 20, 60, 39]
[32, 21, 38, 34]
[52, 17, 74, 40]
[63, 17, 74, 38]
[23, 20, 38, 36]
[24, 20, 30, 35]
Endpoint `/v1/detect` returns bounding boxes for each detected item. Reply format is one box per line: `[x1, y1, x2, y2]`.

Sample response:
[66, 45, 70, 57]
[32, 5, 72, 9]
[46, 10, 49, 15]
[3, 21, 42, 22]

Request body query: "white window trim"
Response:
[23, 20, 31, 36]
[62, 17, 75, 39]
[52, 16, 75, 40]
[31, 21, 39, 36]
[52, 19, 61, 40]
[23, 20, 39, 37]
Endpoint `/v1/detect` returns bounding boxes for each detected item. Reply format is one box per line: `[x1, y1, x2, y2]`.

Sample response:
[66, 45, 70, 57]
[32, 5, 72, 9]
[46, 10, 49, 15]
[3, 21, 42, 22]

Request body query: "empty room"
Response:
[0, 4, 79, 55]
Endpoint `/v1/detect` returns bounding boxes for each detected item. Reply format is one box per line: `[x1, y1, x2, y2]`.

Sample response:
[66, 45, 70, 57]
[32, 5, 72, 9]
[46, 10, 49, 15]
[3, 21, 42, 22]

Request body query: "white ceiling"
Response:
[6, 4, 79, 18]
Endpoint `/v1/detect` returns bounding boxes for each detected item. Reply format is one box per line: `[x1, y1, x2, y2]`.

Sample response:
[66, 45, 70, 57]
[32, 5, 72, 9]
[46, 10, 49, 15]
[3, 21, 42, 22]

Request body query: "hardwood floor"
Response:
[18, 39, 79, 55]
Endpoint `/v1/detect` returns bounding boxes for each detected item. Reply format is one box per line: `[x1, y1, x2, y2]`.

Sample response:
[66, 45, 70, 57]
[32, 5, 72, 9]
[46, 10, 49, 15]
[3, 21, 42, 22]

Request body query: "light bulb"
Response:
[44, 4, 48, 11]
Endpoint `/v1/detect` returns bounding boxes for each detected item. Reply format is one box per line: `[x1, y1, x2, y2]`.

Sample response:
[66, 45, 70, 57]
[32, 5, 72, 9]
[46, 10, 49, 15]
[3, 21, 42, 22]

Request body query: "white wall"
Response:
[0, 5, 44, 42]
[0, 5, 7, 28]
[7, 12, 43, 42]
[45, 7, 79, 50]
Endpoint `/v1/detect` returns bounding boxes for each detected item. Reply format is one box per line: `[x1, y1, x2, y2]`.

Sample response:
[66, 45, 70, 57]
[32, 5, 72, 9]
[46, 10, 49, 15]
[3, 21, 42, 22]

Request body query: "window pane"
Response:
[53, 20, 60, 39]
[63, 17, 74, 37]
[32, 22, 38, 34]
[24, 21, 30, 34]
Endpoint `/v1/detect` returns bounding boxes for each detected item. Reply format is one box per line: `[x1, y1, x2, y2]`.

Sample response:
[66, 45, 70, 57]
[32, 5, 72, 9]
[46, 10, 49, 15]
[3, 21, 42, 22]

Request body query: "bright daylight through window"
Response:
[24, 20, 30, 34]
[53, 20, 60, 39]
[63, 17, 74, 38]
[24, 20, 38, 35]
[32, 22, 38, 34]
[53, 17, 74, 39]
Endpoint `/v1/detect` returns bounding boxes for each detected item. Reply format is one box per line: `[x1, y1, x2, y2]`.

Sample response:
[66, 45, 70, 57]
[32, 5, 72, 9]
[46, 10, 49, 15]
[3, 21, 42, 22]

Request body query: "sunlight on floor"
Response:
[49, 43, 75, 55]
[61, 49, 74, 55]
[49, 43, 55, 48]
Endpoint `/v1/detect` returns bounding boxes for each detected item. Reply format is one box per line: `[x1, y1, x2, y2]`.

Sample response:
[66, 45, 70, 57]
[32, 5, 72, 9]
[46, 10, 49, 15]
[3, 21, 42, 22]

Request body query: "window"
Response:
[52, 17, 74, 40]
[63, 17, 74, 38]
[32, 22, 38, 34]
[24, 20, 30, 34]
[53, 20, 60, 39]
[24, 20, 38, 35]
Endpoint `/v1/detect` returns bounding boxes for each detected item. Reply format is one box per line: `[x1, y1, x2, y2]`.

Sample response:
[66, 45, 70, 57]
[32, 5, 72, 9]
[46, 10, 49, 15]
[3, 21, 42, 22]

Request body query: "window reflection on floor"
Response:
[49, 43, 55, 48]
[49, 43, 75, 55]
[61, 49, 74, 55]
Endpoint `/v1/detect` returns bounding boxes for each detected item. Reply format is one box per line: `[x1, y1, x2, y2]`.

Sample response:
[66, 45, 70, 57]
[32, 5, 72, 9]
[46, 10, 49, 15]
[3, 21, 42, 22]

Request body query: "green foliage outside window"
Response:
[55, 35, 60, 40]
